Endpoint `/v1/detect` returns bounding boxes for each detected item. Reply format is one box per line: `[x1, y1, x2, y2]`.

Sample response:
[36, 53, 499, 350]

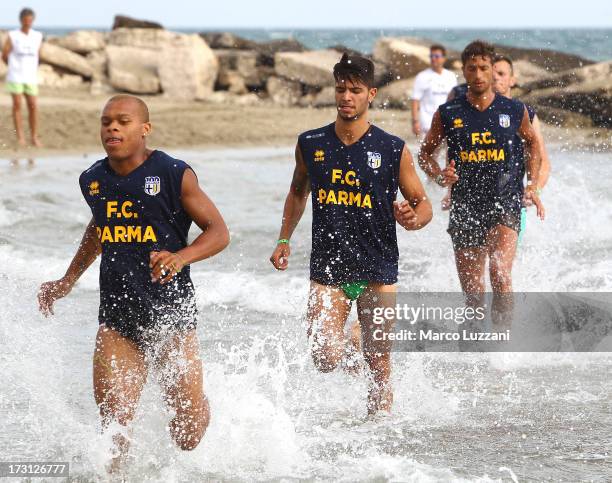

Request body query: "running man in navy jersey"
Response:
[440, 55, 551, 217]
[37, 95, 230, 469]
[418, 41, 544, 297]
[492, 55, 551, 190]
[270, 53, 432, 415]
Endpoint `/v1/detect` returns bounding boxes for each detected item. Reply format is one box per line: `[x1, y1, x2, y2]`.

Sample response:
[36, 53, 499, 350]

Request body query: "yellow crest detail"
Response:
[89, 181, 100, 195]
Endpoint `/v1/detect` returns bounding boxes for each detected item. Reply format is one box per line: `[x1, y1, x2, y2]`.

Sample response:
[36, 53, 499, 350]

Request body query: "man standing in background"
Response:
[411, 44, 457, 139]
[2, 8, 43, 147]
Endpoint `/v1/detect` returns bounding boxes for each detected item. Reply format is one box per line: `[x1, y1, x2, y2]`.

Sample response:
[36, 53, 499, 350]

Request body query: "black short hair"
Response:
[333, 52, 375, 88]
[461, 40, 496, 65]
[430, 44, 446, 56]
[494, 54, 514, 74]
[19, 8, 35, 20]
[105, 94, 150, 122]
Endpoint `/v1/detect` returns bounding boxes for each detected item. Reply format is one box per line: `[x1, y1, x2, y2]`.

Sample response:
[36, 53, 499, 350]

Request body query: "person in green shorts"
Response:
[2, 8, 43, 147]
[440, 55, 551, 246]
[270, 53, 432, 415]
[491, 55, 551, 243]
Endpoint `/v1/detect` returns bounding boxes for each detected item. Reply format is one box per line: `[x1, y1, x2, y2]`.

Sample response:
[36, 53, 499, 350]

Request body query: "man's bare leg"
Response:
[357, 283, 396, 415]
[487, 224, 518, 328]
[11, 94, 26, 147]
[93, 326, 148, 472]
[154, 329, 210, 451]
[306, 281, 352, 373]
[454, 246, 487, 303]
[24, 94, 42, 147]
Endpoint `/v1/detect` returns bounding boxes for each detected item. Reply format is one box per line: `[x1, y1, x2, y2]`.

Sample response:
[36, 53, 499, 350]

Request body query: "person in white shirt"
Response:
[411, 44, 457, 138]
[2, 8, 43, 147]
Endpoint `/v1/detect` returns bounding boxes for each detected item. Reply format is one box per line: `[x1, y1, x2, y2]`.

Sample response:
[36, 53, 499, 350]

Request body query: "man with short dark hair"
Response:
[2, 8, 43, 147]
[38, 95, 230, 471]
[441, 54, 551, 215]
[418, 41, 544, 298]
[492, 55, 551, 191]
[270, 53, 432, 415]
[411, 44, 457, 138]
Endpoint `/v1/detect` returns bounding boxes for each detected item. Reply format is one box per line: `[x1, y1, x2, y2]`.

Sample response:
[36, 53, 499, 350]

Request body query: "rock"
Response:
[266, 76, 302, 106]
[372, 37, 430, 80]
[371, 79, 415, 110]
[86, 50, 107, 79]
[37, 64, 84, 88]
[274, 49, 340, 87]
[297, 92, 317, 108]
[204, 91, 261, 106]
[108, 28, 173, 49]
[236, 54, 270, 86]
[312, 86, 336, 107]
[256, 38, 308, 66]
[214, 49, 270, 87]
[519, 61, 612, 93]
[157, 34, 218, 100]
[510, 60, 550, 86]
[200, 32, 257, 50]
[531, 105, 594, 128]
[493, 44, 594, 74]
[106, 45, 160, 94]
[90, 78, 115, 95]
[205, 91, 233, 104]
[39, 42, 93, 78]
[112, 15, 163, 30]
[217, 69, 248, 94]
[107, 29, 218, 99]
[0, 59, 7, 80]
[519, 61, 612, 128]
[530, 88, 611, 129]
[50, 30, 106, 54]
[234, 93, 261, 106]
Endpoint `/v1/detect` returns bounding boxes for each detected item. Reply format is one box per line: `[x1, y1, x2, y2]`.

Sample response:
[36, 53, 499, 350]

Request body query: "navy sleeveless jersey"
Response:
[439, 94, 527, 231]
[299, 123, 404, 285]
[526, 103, 536, 123]
[450, 83, 468, 99]
[79, 150, 197, 336]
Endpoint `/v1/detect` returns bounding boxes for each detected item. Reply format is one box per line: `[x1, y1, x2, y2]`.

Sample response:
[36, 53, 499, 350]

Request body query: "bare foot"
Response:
[31, 137, 43, 148]
[105, 432, 130, 475]
[16, 138, 26, 148]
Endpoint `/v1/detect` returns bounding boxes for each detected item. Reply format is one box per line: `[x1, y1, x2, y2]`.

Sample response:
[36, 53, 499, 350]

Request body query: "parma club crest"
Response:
[367, 151, 382, 169]
[144, 176, 161, 196]
[499, 114, 511, 128]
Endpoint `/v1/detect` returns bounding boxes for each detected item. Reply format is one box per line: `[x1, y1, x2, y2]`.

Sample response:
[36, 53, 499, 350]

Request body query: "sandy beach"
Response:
[1, 84, 610, 159]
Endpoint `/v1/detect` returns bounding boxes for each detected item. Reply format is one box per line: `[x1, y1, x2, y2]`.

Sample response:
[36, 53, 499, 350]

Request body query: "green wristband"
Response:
[277, 239, 290, 245]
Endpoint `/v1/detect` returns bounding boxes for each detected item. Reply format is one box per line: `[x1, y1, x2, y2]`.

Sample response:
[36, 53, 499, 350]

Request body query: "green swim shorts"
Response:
[341, 280, 368, 301]
[6, 82, 39, 96]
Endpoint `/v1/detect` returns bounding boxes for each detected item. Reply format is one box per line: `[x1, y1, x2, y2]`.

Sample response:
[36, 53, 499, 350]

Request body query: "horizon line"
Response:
[1, 25, 611, 30]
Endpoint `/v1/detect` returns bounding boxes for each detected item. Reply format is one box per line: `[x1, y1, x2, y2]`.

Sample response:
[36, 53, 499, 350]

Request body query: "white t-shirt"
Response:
[7, 28, 43, 84]
[412, 68, 457, 132]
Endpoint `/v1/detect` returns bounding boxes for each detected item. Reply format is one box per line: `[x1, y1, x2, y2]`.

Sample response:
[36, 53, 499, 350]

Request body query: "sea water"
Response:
[0, 143, 611, 481]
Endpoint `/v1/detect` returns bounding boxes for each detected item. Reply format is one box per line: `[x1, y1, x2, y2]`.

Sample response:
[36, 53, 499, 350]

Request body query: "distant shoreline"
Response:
[0, 89, 609, 158]
[1, 27, 609, 61]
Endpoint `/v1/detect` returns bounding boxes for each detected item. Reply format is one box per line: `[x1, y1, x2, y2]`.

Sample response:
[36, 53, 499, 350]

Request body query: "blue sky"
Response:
[1, 0, 611, 28]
